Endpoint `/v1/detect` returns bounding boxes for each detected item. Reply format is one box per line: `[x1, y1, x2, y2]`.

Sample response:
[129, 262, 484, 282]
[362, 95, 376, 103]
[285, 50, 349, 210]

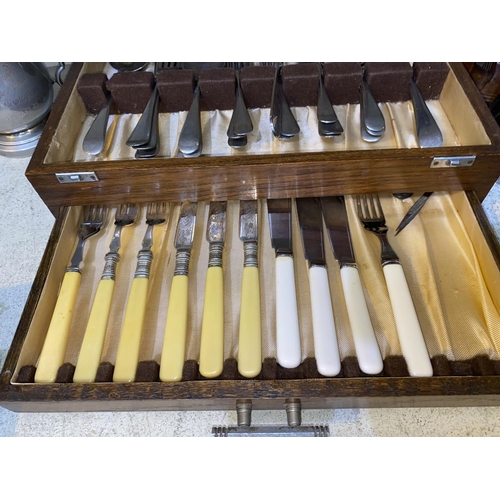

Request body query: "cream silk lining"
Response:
[13, 192, 500, 379]
[43, 62, 491, 165]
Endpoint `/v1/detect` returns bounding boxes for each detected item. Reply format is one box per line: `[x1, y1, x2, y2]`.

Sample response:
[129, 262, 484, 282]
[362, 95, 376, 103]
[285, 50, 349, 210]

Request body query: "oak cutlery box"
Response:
[2, 62, 500, 412]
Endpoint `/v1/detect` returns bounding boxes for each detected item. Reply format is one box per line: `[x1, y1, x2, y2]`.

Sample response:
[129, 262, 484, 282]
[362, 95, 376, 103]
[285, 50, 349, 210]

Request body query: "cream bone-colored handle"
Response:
[74, 252, 120, 383]
[238, 264, 262, 378]
[383, 263, 433, 377]
[340, 266, 383, 375]
[160, 274, 189, 382]
[160, 249, 192, 382]
[199, 265, 224, 379]
[35, 271, 82, 383]
[113, 276, 149, 382]
[275, 255, 301, 369]
[73, 278, 115, 383]
[309, 265, 341, 377]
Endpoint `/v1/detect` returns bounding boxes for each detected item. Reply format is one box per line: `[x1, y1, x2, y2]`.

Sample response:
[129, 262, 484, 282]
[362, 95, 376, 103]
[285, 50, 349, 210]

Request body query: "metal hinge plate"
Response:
[56, 172, 99, 183]
[430, 156, 476, 168]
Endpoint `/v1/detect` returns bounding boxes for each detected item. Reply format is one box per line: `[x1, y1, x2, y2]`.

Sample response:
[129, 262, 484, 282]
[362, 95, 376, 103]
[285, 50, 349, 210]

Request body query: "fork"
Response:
[356, 194, 433, 377]
[73, 203, 139, 383]
[113, 202, 170, 383]
[35, 205, 108, 383]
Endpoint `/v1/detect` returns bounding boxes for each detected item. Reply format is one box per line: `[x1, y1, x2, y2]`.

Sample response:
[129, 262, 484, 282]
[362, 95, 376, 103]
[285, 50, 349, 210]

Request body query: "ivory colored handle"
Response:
[199, 266, 224, 378]
[238, 266, 262, 378]
[113, 277, 149, 383]
[35, 271, 81, 383]
[73, 279, 115, 383]
[383, 263, 433, 377]
[309, 266, 341, 377]
[275, 256, 301, 369]
[160, 275, 189, 382]
[340, 266, 383, 375]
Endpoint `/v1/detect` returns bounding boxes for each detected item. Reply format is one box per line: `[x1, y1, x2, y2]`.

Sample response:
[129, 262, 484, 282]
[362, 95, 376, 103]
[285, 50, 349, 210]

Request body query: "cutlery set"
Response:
[82, 62, 443, 158]
[34, 195, 433, 384]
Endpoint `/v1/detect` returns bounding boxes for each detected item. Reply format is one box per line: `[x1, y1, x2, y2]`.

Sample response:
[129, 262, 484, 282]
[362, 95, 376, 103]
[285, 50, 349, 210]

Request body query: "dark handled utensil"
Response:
[395, 192, 433, 235]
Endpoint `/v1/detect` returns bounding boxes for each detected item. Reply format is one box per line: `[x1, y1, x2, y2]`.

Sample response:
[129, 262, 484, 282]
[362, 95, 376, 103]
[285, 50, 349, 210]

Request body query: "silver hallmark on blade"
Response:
[240, 200, 258, 242]
[206, 202, 227, 243]
[175, 202, 198, 250]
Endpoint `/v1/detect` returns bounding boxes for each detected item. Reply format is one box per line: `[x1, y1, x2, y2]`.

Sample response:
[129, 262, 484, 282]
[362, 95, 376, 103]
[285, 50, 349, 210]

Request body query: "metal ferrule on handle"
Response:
[134, 249, 153, 278]
[101, 252, 120, 280]
[174, 250, 192, 276]
[378, 234, 399, 266]
[208, 242, 224, 268]
[243, 241, 258, 267]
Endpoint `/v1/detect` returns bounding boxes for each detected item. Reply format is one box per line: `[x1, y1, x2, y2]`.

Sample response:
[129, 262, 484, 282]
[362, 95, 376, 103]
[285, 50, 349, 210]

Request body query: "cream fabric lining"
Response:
[43, 63, 490, 165]
[13, 192, 500, 381]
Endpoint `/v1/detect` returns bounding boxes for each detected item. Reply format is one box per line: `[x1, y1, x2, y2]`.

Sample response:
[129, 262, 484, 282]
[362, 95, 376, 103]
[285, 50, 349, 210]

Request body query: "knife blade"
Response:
[160, 202, 197, 382]
[296, 198, 341, 377]
[320, 196, 383, 375]
[267, 199, 301, 369]
[395, 192, 433, 236]
[238, 200, 262, 378]
[199, 202, 227, 378]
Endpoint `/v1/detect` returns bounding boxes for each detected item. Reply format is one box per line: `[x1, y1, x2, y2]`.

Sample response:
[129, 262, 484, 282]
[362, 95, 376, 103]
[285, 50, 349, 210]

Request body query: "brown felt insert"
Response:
[413, 62, 450, 100]
[106, 71, 154, 114]
[157, 69, 195, 113]
[240, 65, 275, 108]
[198, 68, 235, 111]
[76, 73, 109, 114]
[95, 362, 114, 382]
[135, 361, 160, 382]
[282, 63, 319, 107]
[55, 363, 75, 383]
[323, 62, 363, 105]
[364, 62, 413, 103]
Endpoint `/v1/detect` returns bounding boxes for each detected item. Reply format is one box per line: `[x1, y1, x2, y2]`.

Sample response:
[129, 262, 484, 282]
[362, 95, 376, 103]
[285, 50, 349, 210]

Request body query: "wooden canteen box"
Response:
[1, 62, 500, 414]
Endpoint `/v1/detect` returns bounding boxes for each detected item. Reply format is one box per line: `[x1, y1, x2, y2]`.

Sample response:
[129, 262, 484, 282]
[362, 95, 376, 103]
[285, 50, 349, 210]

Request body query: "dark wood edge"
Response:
[26, 63, 84, 174]
[2, 376, 500, 407]
[449, 62, 500, 146]
[466, 190, 500, 262]
[0, 207, 67, 379]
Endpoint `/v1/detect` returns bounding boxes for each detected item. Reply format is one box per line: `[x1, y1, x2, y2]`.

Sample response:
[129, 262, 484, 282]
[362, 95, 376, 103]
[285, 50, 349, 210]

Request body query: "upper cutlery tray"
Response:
[11, 192, 500, 385]
[43, 62, 490, 165]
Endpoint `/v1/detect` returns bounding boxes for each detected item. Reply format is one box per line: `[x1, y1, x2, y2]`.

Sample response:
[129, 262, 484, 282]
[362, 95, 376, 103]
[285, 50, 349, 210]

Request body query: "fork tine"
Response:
[373, 194, 384, 220]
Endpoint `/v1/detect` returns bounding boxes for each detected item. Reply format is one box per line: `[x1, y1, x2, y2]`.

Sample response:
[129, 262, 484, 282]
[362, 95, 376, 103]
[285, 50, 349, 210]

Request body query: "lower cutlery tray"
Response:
[2, 191, 500, 412]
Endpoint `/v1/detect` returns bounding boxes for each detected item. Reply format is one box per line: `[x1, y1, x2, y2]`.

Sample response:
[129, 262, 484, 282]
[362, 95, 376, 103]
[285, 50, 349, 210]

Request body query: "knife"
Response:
[267, 199, 301, 369]
[160, 202, 198, 382]
[296, 198, 341, 377]
[395, 192, 433, 236]
[320, 197, 383, 375]
[238, 200, 262, 378]
[199, 202, 227, 378]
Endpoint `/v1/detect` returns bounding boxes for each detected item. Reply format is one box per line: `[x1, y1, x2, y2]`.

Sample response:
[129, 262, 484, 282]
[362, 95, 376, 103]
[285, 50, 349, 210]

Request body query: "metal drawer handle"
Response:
[212, 399, 330, 437]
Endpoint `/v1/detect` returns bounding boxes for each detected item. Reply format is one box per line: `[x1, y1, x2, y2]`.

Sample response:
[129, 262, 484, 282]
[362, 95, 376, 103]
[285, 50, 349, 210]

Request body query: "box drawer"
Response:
[1, 191, 500, 412]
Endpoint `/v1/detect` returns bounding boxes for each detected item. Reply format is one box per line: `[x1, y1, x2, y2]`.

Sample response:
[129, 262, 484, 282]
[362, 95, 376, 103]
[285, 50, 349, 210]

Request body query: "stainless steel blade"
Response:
[320, 196, 356, 267]
[296, 198, 326, 266]
[175, 202, 198, 250]
[267, 199, 293, 255]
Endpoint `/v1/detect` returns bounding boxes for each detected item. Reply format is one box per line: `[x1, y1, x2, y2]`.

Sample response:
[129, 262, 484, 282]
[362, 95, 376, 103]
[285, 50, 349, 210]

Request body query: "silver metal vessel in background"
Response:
[0, 62, 54, 157]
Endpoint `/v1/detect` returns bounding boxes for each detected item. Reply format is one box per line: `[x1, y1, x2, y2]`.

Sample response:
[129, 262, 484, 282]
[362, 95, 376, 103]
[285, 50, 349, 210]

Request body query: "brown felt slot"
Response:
[198, 68, 235, 111]
[413, 62, 450, 100]
[157, 69, 195, 113]
[282, 63, 319, 107]
[240, 65, 275, 108]
[76, 73, 109, 114]
[364, 62, 413, 103]
[323, 62, 363, 105]
[106, 71, 154, 114]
